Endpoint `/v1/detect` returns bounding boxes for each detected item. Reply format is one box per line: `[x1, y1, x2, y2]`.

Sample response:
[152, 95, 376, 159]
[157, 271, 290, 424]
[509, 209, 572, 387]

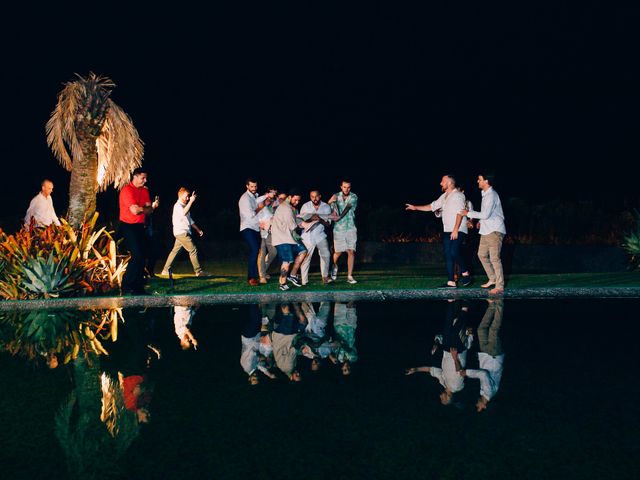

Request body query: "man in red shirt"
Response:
[119, 168, 159, 294]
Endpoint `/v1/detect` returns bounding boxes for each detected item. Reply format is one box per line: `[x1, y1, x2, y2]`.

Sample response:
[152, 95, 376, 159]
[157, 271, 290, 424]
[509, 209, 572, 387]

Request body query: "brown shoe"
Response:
[248, 278, 259, 286]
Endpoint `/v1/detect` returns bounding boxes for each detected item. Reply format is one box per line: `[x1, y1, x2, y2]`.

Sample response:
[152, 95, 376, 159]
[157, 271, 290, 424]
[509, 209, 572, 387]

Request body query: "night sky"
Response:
[1, 3, 639, 228]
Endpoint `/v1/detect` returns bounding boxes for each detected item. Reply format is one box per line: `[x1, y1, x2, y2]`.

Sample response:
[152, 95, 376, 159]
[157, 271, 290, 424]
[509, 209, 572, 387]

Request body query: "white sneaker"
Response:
[331, 264, 338, 280]
[346, 277, 357, 284]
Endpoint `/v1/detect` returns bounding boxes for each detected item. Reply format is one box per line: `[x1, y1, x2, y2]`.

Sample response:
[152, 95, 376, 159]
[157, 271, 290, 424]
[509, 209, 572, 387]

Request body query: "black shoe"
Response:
[287, 275, 302, 287]
[461, 276, 473, 287]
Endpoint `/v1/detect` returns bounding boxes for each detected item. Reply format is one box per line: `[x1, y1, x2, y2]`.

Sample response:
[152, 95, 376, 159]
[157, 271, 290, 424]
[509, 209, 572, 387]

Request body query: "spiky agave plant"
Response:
[46, 73, 144, 227]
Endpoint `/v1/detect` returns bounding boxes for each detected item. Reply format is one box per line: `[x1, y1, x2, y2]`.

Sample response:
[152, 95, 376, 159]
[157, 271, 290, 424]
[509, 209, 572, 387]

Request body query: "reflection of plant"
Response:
[0, 212, 129, 299]
[622, 210, 640, 270]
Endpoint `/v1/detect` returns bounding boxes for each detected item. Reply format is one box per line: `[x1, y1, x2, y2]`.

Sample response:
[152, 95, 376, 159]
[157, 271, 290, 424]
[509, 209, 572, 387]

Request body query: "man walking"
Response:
[161, 187, 207, 277]
[299, 190, 333, 285]
[329, 180, 358, 284]
[459, 173, 506, 295]
[238, 178, 272, 286]
[406, 175, 472, 288]
[119, 168, 159, 295]
[257, 187, 279, 284]
[270, 190, 307, 291]
[24, 179, 61, 227]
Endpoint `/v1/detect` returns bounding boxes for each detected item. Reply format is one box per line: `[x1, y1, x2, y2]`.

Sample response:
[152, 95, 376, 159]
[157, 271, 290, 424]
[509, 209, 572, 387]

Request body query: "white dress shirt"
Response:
[430, 350, 467, 393]
[172, 201, 194, 236]
[465, 352, 505, 401]
[299, 201, 332, 245]
[466, 187, 506, 235]
[24, 193, 60, 227]
[430, 190, 468, 234]
[238, 191, 268, 232]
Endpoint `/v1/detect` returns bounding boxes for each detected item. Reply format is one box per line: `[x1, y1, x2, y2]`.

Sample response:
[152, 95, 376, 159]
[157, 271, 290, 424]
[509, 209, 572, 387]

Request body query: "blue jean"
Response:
[443, 232, 468, 282]
[241, 228, 261, 280]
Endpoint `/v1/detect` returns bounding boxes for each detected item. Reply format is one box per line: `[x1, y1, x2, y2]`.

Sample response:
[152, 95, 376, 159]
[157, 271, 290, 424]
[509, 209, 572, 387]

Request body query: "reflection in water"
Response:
[405, 299, 505, 411]
[174, 305, 198, 350]
[240, 301, 359, 382]
[465, 299, 505, 412]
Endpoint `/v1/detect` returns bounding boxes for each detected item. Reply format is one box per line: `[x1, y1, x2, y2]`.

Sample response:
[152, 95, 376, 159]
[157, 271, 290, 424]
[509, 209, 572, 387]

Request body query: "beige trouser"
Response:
[477, 232, 504, 289]
[478, 300, 504, 356]
[300, 238, 331, 285]
[258, 233, 277, 279]
[162, 233, 202, 274]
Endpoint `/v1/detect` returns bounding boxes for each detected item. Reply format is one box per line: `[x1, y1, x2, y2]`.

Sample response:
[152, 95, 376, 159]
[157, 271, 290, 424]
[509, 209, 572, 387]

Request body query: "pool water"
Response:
[1, 299, 638, 480]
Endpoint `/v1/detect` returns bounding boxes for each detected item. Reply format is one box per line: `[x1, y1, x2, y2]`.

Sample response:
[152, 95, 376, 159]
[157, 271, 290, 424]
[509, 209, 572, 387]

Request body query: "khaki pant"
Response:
[477, 232, 504, 289]
[478, 300, 503, 356]
[162, 233, 202, 274]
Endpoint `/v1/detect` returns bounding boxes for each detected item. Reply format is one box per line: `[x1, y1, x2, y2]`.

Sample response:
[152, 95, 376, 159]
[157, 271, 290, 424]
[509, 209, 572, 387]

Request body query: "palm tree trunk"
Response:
[68, 137, 98, 227]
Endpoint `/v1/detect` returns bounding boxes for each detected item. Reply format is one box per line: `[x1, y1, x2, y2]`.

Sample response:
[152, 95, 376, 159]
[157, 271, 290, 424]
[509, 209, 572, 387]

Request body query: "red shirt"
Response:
[119, 183, 151, 224]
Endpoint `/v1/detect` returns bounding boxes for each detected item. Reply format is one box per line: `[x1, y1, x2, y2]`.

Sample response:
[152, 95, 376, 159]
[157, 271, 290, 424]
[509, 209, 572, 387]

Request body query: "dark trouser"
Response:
[443, 232, 468, 282]
[240, 228, 261, 280]
[120, 222, 147, 292]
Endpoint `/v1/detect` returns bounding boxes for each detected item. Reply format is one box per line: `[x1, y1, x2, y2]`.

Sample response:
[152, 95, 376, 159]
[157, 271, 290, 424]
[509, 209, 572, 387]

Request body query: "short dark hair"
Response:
[132, 167, 147, 177]
[289, 188, 301, 198]
[479, 173, 496, 187]
[444, 174, 457, 186]
[246, 177, 258, 185]
[340, 179, 351, 186]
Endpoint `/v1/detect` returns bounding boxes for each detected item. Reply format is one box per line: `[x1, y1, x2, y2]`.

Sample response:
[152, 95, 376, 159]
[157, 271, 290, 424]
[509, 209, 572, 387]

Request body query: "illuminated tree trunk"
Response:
[68, 131, 99, 227]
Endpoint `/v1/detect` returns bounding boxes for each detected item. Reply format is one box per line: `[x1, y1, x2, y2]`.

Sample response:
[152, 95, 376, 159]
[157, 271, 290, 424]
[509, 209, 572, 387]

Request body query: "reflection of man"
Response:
[173, 305, 198, 350]
[459, 174, 506, 295]
[271, 303, 306, 381]
[240, 305, 276, 385]
[405, 301, 471, 405]
[406, 175, 472, 288]
[119, 168, 159, 295]
[330, 302, 358, 375]
[329, 180, 358, 284]
[462, 299, 505, 412]
[24, 179, 61, 227]
[161, 188, 207, 277]
[299, 190, 333, 285]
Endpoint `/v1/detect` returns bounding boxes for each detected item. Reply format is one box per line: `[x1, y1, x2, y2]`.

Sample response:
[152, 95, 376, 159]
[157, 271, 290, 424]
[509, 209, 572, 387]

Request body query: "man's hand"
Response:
[405, 204, 416, 211]
[450, 229, 459, 240]
[189, 192, 197, 204]
[197, 229, 204, 237]
[328, 194, 337, 204]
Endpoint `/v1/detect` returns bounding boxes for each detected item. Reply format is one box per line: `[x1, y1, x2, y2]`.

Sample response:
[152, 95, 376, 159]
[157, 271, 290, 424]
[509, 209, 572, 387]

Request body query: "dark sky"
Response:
[1, 3, 639, 227]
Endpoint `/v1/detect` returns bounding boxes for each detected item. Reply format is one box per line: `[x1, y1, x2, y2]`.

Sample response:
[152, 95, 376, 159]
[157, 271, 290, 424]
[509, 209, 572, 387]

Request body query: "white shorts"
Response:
[334, 229, 357, 253]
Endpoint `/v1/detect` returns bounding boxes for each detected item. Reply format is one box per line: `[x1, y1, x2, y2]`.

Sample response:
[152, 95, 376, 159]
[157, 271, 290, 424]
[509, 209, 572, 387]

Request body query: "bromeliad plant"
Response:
[0, 212, 129, 299]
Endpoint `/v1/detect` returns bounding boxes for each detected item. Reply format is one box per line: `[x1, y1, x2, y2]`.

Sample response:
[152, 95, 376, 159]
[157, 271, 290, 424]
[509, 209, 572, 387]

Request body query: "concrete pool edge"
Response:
[1, 287, 639, 310]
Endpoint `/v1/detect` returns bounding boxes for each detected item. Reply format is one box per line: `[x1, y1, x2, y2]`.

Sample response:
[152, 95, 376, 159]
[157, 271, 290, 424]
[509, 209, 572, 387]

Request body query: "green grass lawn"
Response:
[147, 260, 640, 295]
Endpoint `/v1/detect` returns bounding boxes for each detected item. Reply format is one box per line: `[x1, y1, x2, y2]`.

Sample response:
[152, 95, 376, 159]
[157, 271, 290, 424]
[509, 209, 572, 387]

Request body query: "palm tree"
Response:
[46, 73, 144, 227]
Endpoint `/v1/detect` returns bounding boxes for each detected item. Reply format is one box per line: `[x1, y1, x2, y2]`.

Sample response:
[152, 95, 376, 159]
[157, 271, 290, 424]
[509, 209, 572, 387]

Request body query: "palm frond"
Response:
[46, 81, 83, 171]
[97, 99, 144, 190]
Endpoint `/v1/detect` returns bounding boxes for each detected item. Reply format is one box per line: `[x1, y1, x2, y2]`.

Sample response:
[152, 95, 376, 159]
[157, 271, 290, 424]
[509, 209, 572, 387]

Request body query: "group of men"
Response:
[23, 170, 506, 296]
[238, 179, 359, 291]
[406, 173, 506, 295]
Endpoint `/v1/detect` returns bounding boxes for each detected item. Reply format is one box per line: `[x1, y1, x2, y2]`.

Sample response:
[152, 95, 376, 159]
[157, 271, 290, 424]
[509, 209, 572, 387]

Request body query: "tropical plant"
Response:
[622, 209, 640, 270]
[46, 72, 144, 226]
[0, 212, 129, 299]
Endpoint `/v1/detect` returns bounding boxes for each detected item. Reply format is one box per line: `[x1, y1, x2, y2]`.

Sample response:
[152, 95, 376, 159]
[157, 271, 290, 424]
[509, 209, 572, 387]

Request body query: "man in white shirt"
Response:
[257, 187, 279, 284]
[299, 190, 334, 285]
[238, 178, 273, 286]
[406, 175, 472, 288]
[460, 173, 507, 295]
[270, 190, 307, 291]
[24, 179, 61, 228]
[462, 299, 505, 412]
[161, 187, 206, 277]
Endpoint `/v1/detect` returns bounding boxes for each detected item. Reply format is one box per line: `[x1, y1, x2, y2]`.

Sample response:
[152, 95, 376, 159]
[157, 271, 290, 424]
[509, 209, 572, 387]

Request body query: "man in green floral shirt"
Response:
[329, 180, 358, 284]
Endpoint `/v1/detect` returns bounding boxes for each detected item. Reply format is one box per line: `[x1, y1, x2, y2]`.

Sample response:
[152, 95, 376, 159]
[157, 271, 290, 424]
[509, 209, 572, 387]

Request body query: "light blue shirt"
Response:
[466, 187, 506, 235]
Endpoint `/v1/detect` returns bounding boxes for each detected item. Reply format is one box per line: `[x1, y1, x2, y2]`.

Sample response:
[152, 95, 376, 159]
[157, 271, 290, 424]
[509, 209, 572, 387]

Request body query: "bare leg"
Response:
[290, 252, 307, 276]
[347, 250, 355, 278]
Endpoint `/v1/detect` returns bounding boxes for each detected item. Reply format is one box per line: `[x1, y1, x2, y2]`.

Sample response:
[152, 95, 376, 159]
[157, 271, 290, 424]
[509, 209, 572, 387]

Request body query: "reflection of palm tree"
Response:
[46, 73, 144, 226]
